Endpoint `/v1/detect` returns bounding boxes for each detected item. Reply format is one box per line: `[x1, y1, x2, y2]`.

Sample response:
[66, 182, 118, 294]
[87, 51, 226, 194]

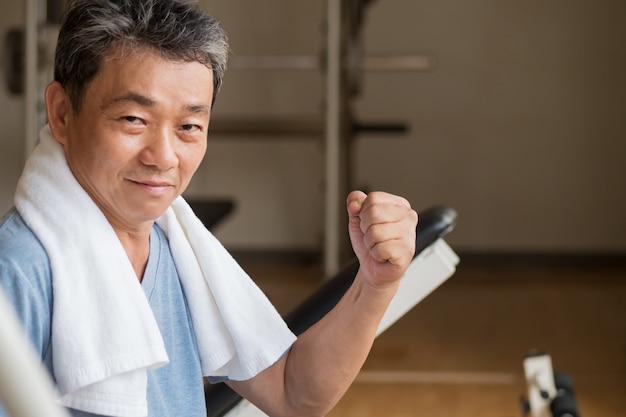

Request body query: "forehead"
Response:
[85, 46, 214, 109]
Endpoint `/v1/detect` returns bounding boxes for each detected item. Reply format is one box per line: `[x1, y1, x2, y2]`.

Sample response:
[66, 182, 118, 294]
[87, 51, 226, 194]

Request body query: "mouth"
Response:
[129, 179, 175, 194]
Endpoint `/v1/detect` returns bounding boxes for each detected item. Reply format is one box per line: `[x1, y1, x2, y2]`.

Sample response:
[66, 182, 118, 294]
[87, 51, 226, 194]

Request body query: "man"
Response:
[0, 1, 417, 416]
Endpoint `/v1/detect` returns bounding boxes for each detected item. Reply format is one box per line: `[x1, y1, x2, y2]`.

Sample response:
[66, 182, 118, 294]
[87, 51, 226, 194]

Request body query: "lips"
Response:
[135, 180, 173, 187]
[129, 178, 175, 195]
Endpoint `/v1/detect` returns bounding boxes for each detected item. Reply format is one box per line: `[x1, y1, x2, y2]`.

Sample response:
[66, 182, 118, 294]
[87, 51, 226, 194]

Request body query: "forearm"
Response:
[282, 269, 400, 416]
[227, 191, 416, 417]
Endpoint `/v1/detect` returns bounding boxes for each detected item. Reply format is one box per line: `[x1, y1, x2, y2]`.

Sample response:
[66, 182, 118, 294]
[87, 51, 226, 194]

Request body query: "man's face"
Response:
[61, 48, 213, 231]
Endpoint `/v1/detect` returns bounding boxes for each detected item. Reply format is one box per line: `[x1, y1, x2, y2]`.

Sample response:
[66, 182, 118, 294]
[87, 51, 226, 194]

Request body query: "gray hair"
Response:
[54, 0, 229, 111]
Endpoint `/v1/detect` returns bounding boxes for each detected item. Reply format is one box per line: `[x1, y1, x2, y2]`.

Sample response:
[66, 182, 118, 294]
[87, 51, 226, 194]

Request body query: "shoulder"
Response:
[0, 208, 51, 282]
[0, 208, 49, 259]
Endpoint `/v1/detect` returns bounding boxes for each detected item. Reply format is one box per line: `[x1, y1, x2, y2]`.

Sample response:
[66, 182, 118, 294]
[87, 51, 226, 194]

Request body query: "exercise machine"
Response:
[522, 351, 581, 417]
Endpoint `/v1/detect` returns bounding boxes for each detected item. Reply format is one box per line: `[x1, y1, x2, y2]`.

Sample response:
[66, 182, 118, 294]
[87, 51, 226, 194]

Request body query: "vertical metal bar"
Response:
[24, 0, 39, 158]
[324, 0, 342, 277]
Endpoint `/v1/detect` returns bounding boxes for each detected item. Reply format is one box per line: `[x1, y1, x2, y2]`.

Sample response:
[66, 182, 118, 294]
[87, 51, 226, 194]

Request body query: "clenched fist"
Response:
[346, 190, 418, 288]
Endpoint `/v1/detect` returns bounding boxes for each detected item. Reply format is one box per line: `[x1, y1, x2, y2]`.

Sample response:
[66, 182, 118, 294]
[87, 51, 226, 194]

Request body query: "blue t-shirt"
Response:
[0, 209, 206, 417]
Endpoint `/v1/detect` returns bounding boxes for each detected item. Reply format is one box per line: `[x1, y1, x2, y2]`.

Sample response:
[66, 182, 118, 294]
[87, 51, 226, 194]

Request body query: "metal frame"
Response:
[324, 0, 344, 277]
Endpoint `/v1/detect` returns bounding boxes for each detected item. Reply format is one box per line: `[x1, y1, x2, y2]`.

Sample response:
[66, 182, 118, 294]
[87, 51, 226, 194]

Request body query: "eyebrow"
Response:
[103, 91, 211, 115]
[106, 92, 155, 108]
[186, 103, 211, 115]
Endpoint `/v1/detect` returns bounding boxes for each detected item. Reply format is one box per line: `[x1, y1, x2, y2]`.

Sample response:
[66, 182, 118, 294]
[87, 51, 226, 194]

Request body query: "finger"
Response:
[359, 205, 418, 239]
[369, 239, 414, 266]
[359, 205, 413, 232]
[361, 220, 416, 253]
[358, 193, 413, 229]
[360, 191, 412, 211]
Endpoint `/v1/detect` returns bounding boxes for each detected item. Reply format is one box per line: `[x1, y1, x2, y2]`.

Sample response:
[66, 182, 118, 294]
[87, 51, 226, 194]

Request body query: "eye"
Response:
[181, 124, 201, 132]
[122, 116, 144, 124]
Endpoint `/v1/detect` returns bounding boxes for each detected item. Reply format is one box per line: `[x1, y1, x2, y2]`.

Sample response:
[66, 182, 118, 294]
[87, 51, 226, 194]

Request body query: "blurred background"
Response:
[1, 1, 624, 416]
[2, 0, 625, 259]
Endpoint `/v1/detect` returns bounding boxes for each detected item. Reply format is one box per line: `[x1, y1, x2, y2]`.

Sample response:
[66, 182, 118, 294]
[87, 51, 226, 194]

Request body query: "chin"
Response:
[137, 203, 173, 222]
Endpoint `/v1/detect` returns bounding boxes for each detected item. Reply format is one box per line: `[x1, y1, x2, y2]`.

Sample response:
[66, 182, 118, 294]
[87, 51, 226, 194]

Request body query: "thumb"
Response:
[346, 190, 367, 220]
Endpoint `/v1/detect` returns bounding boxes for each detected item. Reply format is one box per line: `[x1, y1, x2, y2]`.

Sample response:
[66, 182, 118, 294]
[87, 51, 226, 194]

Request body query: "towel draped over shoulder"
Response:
[14, 125, 296, 417]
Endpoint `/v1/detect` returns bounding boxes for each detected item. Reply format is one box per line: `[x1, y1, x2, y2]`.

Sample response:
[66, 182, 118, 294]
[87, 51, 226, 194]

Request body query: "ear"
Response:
[45, 81, 72, 145]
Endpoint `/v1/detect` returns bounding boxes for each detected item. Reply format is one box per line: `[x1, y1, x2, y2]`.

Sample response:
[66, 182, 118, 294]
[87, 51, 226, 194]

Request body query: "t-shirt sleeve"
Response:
[0, 211, 54, 359]
[0, 262, 53, 356]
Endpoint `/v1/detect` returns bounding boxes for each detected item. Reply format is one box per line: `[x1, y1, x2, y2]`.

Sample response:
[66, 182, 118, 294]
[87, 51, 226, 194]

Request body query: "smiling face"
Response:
[46, 47, 214, 233]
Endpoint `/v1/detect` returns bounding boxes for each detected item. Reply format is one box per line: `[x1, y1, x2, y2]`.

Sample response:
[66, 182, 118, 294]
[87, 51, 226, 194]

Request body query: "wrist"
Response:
[353, 269, 401, 306]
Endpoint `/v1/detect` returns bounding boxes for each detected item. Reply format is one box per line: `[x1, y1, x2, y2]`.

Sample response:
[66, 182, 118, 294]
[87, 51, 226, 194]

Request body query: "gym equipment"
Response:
[187, 198, 236, 231]
[0, 205, 457, 417]
[321, 0, 432, 276]
[522, 351, 581, 417]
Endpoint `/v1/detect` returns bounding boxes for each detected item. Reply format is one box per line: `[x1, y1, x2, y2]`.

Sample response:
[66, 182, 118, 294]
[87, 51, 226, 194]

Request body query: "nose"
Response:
[140, 127, 179, 170]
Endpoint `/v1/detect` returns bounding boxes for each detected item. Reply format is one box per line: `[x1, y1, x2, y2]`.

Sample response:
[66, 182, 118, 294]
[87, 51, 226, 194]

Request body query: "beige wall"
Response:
[1, 1, 624, 253]
[352, 0, 626, 252]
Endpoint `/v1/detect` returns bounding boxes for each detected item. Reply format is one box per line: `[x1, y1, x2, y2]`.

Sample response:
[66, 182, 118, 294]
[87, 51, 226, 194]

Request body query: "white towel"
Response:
[14, 125, 296, 417]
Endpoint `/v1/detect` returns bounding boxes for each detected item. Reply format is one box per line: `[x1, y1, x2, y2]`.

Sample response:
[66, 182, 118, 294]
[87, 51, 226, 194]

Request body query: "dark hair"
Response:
[54, 0, 229, 111]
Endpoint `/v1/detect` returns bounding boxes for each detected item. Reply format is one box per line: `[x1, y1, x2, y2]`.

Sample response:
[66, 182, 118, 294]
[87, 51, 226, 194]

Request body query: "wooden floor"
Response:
[244, 259, 626, 417]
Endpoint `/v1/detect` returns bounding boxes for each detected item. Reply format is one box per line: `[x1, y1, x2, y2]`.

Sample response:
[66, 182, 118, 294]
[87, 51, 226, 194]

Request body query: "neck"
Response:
[113, 225, 153, 282]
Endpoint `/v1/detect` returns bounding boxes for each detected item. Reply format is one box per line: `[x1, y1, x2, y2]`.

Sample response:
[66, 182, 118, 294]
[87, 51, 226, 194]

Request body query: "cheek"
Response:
[85, 142, 127, 174]
[65, 138, 101, 178]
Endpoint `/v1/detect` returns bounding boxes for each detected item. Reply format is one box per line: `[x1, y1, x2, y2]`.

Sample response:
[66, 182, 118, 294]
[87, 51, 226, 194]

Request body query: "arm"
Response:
[227, 191, 418, 417]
